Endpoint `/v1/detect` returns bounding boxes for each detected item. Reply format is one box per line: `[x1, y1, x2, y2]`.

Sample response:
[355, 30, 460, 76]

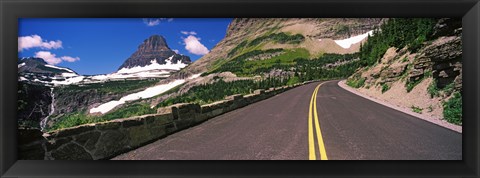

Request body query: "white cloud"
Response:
[181, 31, 197, 35]
[34, 51, 80, 65]
[183, 35, 209, 55]
[35, 51, 62, 65]
[143, 18, 172, 26]
[18, 35, 63, 51]
[61, 56, 80, 62]
[172, 49, 180, 54]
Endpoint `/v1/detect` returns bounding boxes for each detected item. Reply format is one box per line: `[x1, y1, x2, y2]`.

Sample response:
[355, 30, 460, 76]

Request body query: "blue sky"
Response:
[18, 18, 232, 75]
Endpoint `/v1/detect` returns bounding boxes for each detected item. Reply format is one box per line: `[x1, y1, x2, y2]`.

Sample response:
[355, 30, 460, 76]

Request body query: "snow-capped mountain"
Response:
[117, 35, 191, 71]
[18, 57, 77, 75]
[18, 35, 192, 86]
[18, 57, 82, 85]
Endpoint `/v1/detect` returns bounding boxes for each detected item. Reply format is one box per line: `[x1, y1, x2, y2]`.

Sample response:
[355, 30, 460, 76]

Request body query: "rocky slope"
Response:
[170, 18, 384, 78]
[146, 18, 384, 107]
[346, 18, 462, 124]
[144, 18, 385, 107]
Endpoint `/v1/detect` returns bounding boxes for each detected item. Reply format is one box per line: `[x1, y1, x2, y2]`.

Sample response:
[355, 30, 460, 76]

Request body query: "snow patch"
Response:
[117, 56, 187, 74]
[61, 72, 78, 77]
[90, 79, 185, 114]
[189, 73, 201, 79]
[44, 64, 75, 73]
[89, 73, 202, 114]
[90, 70, 170, 81]
[50, 76, 85, 85]
[334, 30, 374, 49]
[21, 57, 189, 86]
[18, 63, 26, 68]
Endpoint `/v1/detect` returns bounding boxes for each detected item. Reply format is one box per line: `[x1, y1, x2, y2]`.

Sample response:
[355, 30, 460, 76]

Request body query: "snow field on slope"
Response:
[18, 63, 26, 68]
[117, 56, 188, 74]
[45, 64, 76, 73]
[89, 74, 201, 114]
[334, 30, 374, 49]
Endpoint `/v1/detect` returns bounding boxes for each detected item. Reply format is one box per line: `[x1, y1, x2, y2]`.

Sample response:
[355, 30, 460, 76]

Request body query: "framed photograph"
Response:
[1, 0, 479, 177]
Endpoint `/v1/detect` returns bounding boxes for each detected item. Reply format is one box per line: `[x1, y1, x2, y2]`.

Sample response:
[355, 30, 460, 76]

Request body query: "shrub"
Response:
[424, 70, 433, 77]
[427, 80, 439, 98]
[48, 103, 156, 131]
[427, 105, 434, 112]
[381, 83, 390, 93]
[57, 79, 160, 95]
[248, 33, 305, 47]
[334, 24, 349, 35]
[443, 92, 462, 125]
[228, 40, 248, 56]
[157, 77, 291, 108]
[409, 35, 427, 52]
[406, 78, 423, 93]
[399, 63, 413, 80]
[442, 82, 455, 96]
[346, 76, 366, 88]
[286, 76, 300, 85]
[411, 105, 423, 114]
[47, 112, 94, 131]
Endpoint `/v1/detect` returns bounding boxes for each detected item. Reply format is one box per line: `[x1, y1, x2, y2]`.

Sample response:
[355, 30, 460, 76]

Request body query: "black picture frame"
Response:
[1, 0, 479, 177]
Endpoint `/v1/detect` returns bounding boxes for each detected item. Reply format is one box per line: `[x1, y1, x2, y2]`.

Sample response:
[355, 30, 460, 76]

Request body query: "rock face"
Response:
[410, 18, 462, 89]
[118, 35, 191, 70]
[414, 35, 462, 88]
[51, 89, 123, 116]
[354, 18, 462, 91]
[345, 18, 462, 122]
[432, 18, 462, 38]
[225, 18, 385, 43]
[17, 82, 52, 129]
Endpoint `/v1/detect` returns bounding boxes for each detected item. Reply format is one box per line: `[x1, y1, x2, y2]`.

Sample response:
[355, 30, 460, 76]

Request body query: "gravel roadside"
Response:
[337, 80, 462, 133]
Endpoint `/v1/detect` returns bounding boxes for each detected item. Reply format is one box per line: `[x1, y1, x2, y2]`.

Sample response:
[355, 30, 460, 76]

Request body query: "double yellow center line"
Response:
[308, 83, 328, 160]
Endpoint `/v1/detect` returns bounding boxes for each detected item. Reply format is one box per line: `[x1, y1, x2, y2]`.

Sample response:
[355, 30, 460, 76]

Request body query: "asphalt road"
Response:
[113, 81, 462, 160]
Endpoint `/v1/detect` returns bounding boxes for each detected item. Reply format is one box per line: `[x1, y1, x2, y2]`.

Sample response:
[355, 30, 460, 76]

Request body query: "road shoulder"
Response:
[337, 80, 462, 133]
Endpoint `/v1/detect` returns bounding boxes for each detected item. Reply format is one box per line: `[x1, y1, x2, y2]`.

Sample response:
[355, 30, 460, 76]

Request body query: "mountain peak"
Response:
[138, 35, 170, 52]
[118, 35, 191, 70]
[147, 34, 166, 41]
[18, 57, 78, 76]
[19, 57, 47, 64]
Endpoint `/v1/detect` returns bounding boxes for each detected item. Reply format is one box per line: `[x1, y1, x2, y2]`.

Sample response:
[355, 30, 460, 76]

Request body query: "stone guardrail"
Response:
[18, 81, 316, 160]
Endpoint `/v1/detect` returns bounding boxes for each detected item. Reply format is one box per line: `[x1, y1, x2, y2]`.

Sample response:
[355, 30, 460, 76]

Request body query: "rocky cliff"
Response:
[347, 18, 462, 124]
[17, 82, 52, 129]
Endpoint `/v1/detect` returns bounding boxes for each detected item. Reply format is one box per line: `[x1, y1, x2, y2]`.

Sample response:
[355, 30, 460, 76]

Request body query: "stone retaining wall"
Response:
[18, 82, 313, 160]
